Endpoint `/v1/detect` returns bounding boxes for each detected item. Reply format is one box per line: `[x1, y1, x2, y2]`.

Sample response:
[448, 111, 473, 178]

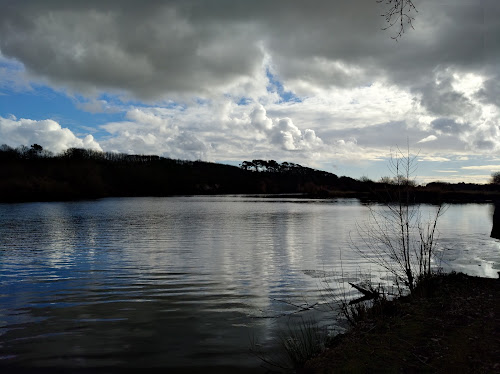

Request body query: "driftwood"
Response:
[348, 282, 380, 305]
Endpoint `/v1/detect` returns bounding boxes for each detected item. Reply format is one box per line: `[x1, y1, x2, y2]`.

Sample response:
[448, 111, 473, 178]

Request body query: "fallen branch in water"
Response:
[348, 282, 380, 305]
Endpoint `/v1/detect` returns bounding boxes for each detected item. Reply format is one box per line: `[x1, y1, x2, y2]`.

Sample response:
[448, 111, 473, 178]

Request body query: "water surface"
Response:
[0, 197, 498, 370]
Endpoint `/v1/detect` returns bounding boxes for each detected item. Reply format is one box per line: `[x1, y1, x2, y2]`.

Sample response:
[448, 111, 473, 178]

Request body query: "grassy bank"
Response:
[304, 272, 499, 373]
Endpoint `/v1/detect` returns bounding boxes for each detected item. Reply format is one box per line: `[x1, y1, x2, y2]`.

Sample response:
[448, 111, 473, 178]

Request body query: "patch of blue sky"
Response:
[222, 93, 252, 106]
[266, 69, 302, 103]
[0, 56, 23, 71]
[193, 97, 210, 106]
[237, 97, 252, 106]
[0, 84, 124, 136]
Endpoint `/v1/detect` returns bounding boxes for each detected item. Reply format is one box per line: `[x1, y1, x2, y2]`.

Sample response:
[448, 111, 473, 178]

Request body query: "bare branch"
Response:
[352, 146, 446, 294]
[377, 0, 418, 40]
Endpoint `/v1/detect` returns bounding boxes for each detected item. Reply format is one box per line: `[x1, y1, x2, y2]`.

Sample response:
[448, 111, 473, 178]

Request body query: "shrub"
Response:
[353, 147, 446, 294]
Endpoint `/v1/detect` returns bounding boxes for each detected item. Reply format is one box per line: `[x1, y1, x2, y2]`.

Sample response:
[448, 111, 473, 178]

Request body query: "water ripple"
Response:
[0, 197, 496, 369]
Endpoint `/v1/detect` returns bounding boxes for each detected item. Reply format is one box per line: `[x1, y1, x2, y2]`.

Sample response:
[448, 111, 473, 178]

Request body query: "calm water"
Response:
[0, 196, 498, 370]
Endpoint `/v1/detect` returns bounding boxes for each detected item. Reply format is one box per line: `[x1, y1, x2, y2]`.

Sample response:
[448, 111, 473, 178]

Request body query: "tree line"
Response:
[0, 144, 350, 202]
[240, 160, 329, 176]
[1, 144, 499, 203]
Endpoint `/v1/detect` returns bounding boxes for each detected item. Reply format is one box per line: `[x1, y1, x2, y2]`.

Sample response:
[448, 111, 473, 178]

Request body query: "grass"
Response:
[277, 318, 327, 369]
[251, 317, 328, 372]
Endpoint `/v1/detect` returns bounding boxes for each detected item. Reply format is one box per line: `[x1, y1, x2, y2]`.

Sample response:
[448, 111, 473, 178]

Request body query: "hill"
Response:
[1, 144, 499, 203]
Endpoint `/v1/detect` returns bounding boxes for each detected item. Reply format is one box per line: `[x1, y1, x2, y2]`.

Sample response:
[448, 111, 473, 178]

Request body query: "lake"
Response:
[0, 196, 498, 370]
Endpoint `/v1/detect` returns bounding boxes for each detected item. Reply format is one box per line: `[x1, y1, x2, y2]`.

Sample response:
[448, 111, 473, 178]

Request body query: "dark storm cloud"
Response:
[1, 0, 499, 103]
[0, 0, 264, 99]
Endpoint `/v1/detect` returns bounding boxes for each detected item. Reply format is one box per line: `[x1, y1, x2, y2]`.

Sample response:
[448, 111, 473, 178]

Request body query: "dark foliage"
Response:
[1, 145, 499, 203]
[491, 171, 500, 185]
[0, 145, 350, 202]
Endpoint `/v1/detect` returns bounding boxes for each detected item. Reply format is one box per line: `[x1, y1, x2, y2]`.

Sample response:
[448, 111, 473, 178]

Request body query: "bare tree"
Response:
[378, 0, 418, 40]
[352, 146, 445, 294]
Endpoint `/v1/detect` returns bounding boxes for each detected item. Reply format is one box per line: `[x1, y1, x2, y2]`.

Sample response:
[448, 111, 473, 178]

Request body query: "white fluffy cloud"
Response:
[461, 165, 500, 171]
[0, 116, 102, 153]
[417, 135, 437, 144]
[250, 105, 323, 152]
[91, 99, 384, 170]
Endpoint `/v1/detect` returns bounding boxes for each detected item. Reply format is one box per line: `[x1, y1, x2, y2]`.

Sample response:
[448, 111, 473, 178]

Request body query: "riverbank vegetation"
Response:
[1, 144, 499, 203]
[305, 272, 499, 373]
[352, 148, 445, 294]
[0, 144, 340, 202]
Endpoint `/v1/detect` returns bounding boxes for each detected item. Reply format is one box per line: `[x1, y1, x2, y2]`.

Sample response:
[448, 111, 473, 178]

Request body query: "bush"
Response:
[353, 147, 446, 294]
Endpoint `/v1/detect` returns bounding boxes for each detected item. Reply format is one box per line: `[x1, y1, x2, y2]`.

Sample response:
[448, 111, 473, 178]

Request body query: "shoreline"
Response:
[1, 191, 499, 205]
[304, 272, 499, 373]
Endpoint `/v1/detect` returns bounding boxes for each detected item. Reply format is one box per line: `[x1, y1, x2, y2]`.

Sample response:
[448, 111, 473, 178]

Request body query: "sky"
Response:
[0, 0, 499, 184]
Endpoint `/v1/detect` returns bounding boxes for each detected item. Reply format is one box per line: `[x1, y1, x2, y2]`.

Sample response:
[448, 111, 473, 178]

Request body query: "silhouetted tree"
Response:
[491, 171, 500, 185]
[267, 160, 280, 173]
[240, 160, 256, 171]
[491, 201, 500, 239]
[358, 176, 373, 183]
[31, 144, 43, 152]
[27, 144, 43, 158]
[0, 144, 18, 160]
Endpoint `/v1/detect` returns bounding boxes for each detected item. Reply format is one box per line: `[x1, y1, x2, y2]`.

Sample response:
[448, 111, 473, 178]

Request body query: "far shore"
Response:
[1, 146, 499, 204]
[1, 190, 500, 205]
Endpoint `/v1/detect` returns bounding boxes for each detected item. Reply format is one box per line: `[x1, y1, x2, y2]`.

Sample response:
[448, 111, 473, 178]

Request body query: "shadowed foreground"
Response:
[305, 273, 499, 373]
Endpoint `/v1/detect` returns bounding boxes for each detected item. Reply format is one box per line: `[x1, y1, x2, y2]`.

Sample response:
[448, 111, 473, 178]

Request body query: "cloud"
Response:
[264, 117, 323, 152]
[0, 116, 102, 153]
[416, 74, 477, 117]
[321, 121, 422, 150]
[99, 103, 329, 162]
[461, 165, 500, 171]
[75, 98, 120, 114]
[430, 118, 470, 135]
[1, 1, 499, 103]
[0, 51, 31, 92]
[417, 135, 437, 143]
[0, 1, 265, 100]
[250, 105, 273, 132]
[476, 78, 500, 106]
[418, 156, 450, 162]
